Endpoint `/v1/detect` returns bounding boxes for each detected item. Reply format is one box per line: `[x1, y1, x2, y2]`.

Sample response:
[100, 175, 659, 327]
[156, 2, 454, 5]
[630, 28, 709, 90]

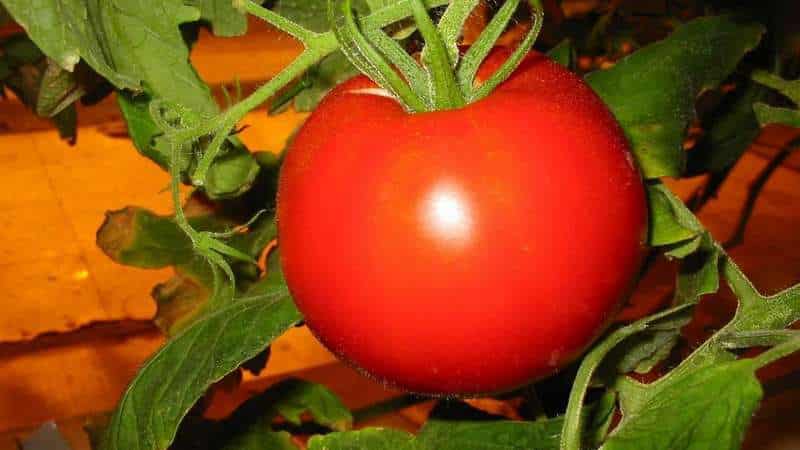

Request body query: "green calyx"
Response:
[329, 0, 545, 113]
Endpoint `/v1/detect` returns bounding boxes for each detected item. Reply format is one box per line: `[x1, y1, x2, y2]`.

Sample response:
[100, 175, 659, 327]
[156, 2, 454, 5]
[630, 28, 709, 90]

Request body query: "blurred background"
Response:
[0, 0, 798, 449]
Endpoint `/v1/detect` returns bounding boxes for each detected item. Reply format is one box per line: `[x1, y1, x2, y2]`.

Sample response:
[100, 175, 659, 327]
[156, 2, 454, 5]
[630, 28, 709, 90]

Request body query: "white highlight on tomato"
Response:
[422, 183, 473, 245]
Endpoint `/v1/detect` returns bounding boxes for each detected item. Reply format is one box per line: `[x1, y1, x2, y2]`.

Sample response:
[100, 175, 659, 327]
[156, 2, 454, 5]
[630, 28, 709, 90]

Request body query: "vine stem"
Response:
[189, 48, 332, 186]
[164, 0, 455, 301]
[185, 0, 451, 186]
[411, 0, 466, 109]
[559, 304, 696, 450]
[561, 244, 800, 450]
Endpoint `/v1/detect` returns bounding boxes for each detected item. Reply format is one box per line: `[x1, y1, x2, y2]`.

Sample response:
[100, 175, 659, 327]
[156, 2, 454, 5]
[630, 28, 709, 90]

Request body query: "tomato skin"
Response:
[277, 50, 647, 395]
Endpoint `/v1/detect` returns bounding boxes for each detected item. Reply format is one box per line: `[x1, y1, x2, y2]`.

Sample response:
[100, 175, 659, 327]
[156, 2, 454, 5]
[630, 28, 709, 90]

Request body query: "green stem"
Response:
[169, 142, 193, 237]
[363, 26, 430, 101]
[239, 0, 317, 44]
[268, 73, 314, 114]
[560, 303, 696, 450]
[437, 0, 481, 65]
[470, 0, 544, 102]
[335, 0, 428, 112]
[176, 0, 449, 150]
[720, 329, 800, 349]
[750, 337, 800, 369]
[189, 48, 331, 186]
[411, 0, 466, 109]
[457, 0, 520, 92]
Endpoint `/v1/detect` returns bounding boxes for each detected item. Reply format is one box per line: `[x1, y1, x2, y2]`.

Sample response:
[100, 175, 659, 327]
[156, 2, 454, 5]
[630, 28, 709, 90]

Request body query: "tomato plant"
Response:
[278, 49, 647, 394]
[2, 0, 800, 449]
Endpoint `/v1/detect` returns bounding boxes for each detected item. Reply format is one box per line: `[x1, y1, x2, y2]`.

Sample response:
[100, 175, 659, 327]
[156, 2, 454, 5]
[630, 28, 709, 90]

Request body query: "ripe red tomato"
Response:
[277, 50, 647, 395]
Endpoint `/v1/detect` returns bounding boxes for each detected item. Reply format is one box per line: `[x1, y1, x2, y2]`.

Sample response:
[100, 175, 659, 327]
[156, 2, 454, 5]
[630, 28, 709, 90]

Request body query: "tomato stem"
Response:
[411, 0, 467, 109]
[328, 0, 546, 112]
[334, 0, 429, 112]
[457, 0, 521, 92]
[469, 0, 545, 102]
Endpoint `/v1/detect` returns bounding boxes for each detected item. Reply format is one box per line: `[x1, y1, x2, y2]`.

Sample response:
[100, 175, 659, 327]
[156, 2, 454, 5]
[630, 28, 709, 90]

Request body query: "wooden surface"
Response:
[0, 14, 799, 450]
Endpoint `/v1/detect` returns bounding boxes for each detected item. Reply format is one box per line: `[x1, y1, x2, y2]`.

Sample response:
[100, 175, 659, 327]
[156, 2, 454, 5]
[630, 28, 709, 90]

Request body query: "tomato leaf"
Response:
[416, 418, 566, 450]
[547, 39, 574, 70]
[754, 104, 800, 127]
[96, 204, 277, 334]
[35, 58, 85, 117]
[96, 207, 196, 268]
[311, 398, 616, 450]
[673, 234, 721, 305]
[218, 429, 297, 450]
[189, 0, 250, 37]
[291, 52, 360, 112]
[231, 378, 353, 431]
[116, 93, 174, 167]
[604, 360, 762, 450]
[0, 35, 81, 141]
[751, 70, 800, 127]
[308, 428, 417, 450]
[2, 1, 261, 198]
[100, 279, 301, 450]
[586, 16, 765, 178]
[646, 182, 703, 255]
[272, 0, 372, 33]
[2, 1, 203, 102]
[605, 305, 696, 375]
[168, 378, 350, 450]
[686, 82, 765, 175]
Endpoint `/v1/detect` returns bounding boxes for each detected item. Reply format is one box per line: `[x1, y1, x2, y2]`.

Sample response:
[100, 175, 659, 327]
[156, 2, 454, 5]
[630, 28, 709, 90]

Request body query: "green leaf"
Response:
[561, 304, 699, 450]
[203, 139, 262, 199]
[189, 0, 250, 37]
[238, 378, 353, 431]
[96, 207, 194, 269]
[608, 234, 721, 374]
[603, 360, 762, 450]
[219, 429, 296, 450]
[291, 51, 360, 112]
[97, 205, 278, 334]
[308, 428, 417, 450]
[272, 0, 373, 33]
[674, 234, 721, 305]
[416, 417, 565, 450]
[36, 58, 85, 117]
[547, 39, 574, 70]
[687, 83, 764, 174]
[309, 397, 614, 450]
[2, 1, 204, 103]
[646, 182, 703, 253]
[151, 259, 217, 335]
[314, 403, 615, 450]
[0, 37, 81, 141]
[751, 71, 800, 127]
[117, 92, 174, 168]
[117, 93, 260, 199]
[587, 391, 617, 448]
[100, 284, 301, 450]
[170, 378, 348, 450]
[608, 306, 696, 375]
[586, 16, 765, 178]
[272, 0, 332, 33]
[753, 103, 800, 127]
[3, 1, 260, 197]
[752, 70, 800, 104]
